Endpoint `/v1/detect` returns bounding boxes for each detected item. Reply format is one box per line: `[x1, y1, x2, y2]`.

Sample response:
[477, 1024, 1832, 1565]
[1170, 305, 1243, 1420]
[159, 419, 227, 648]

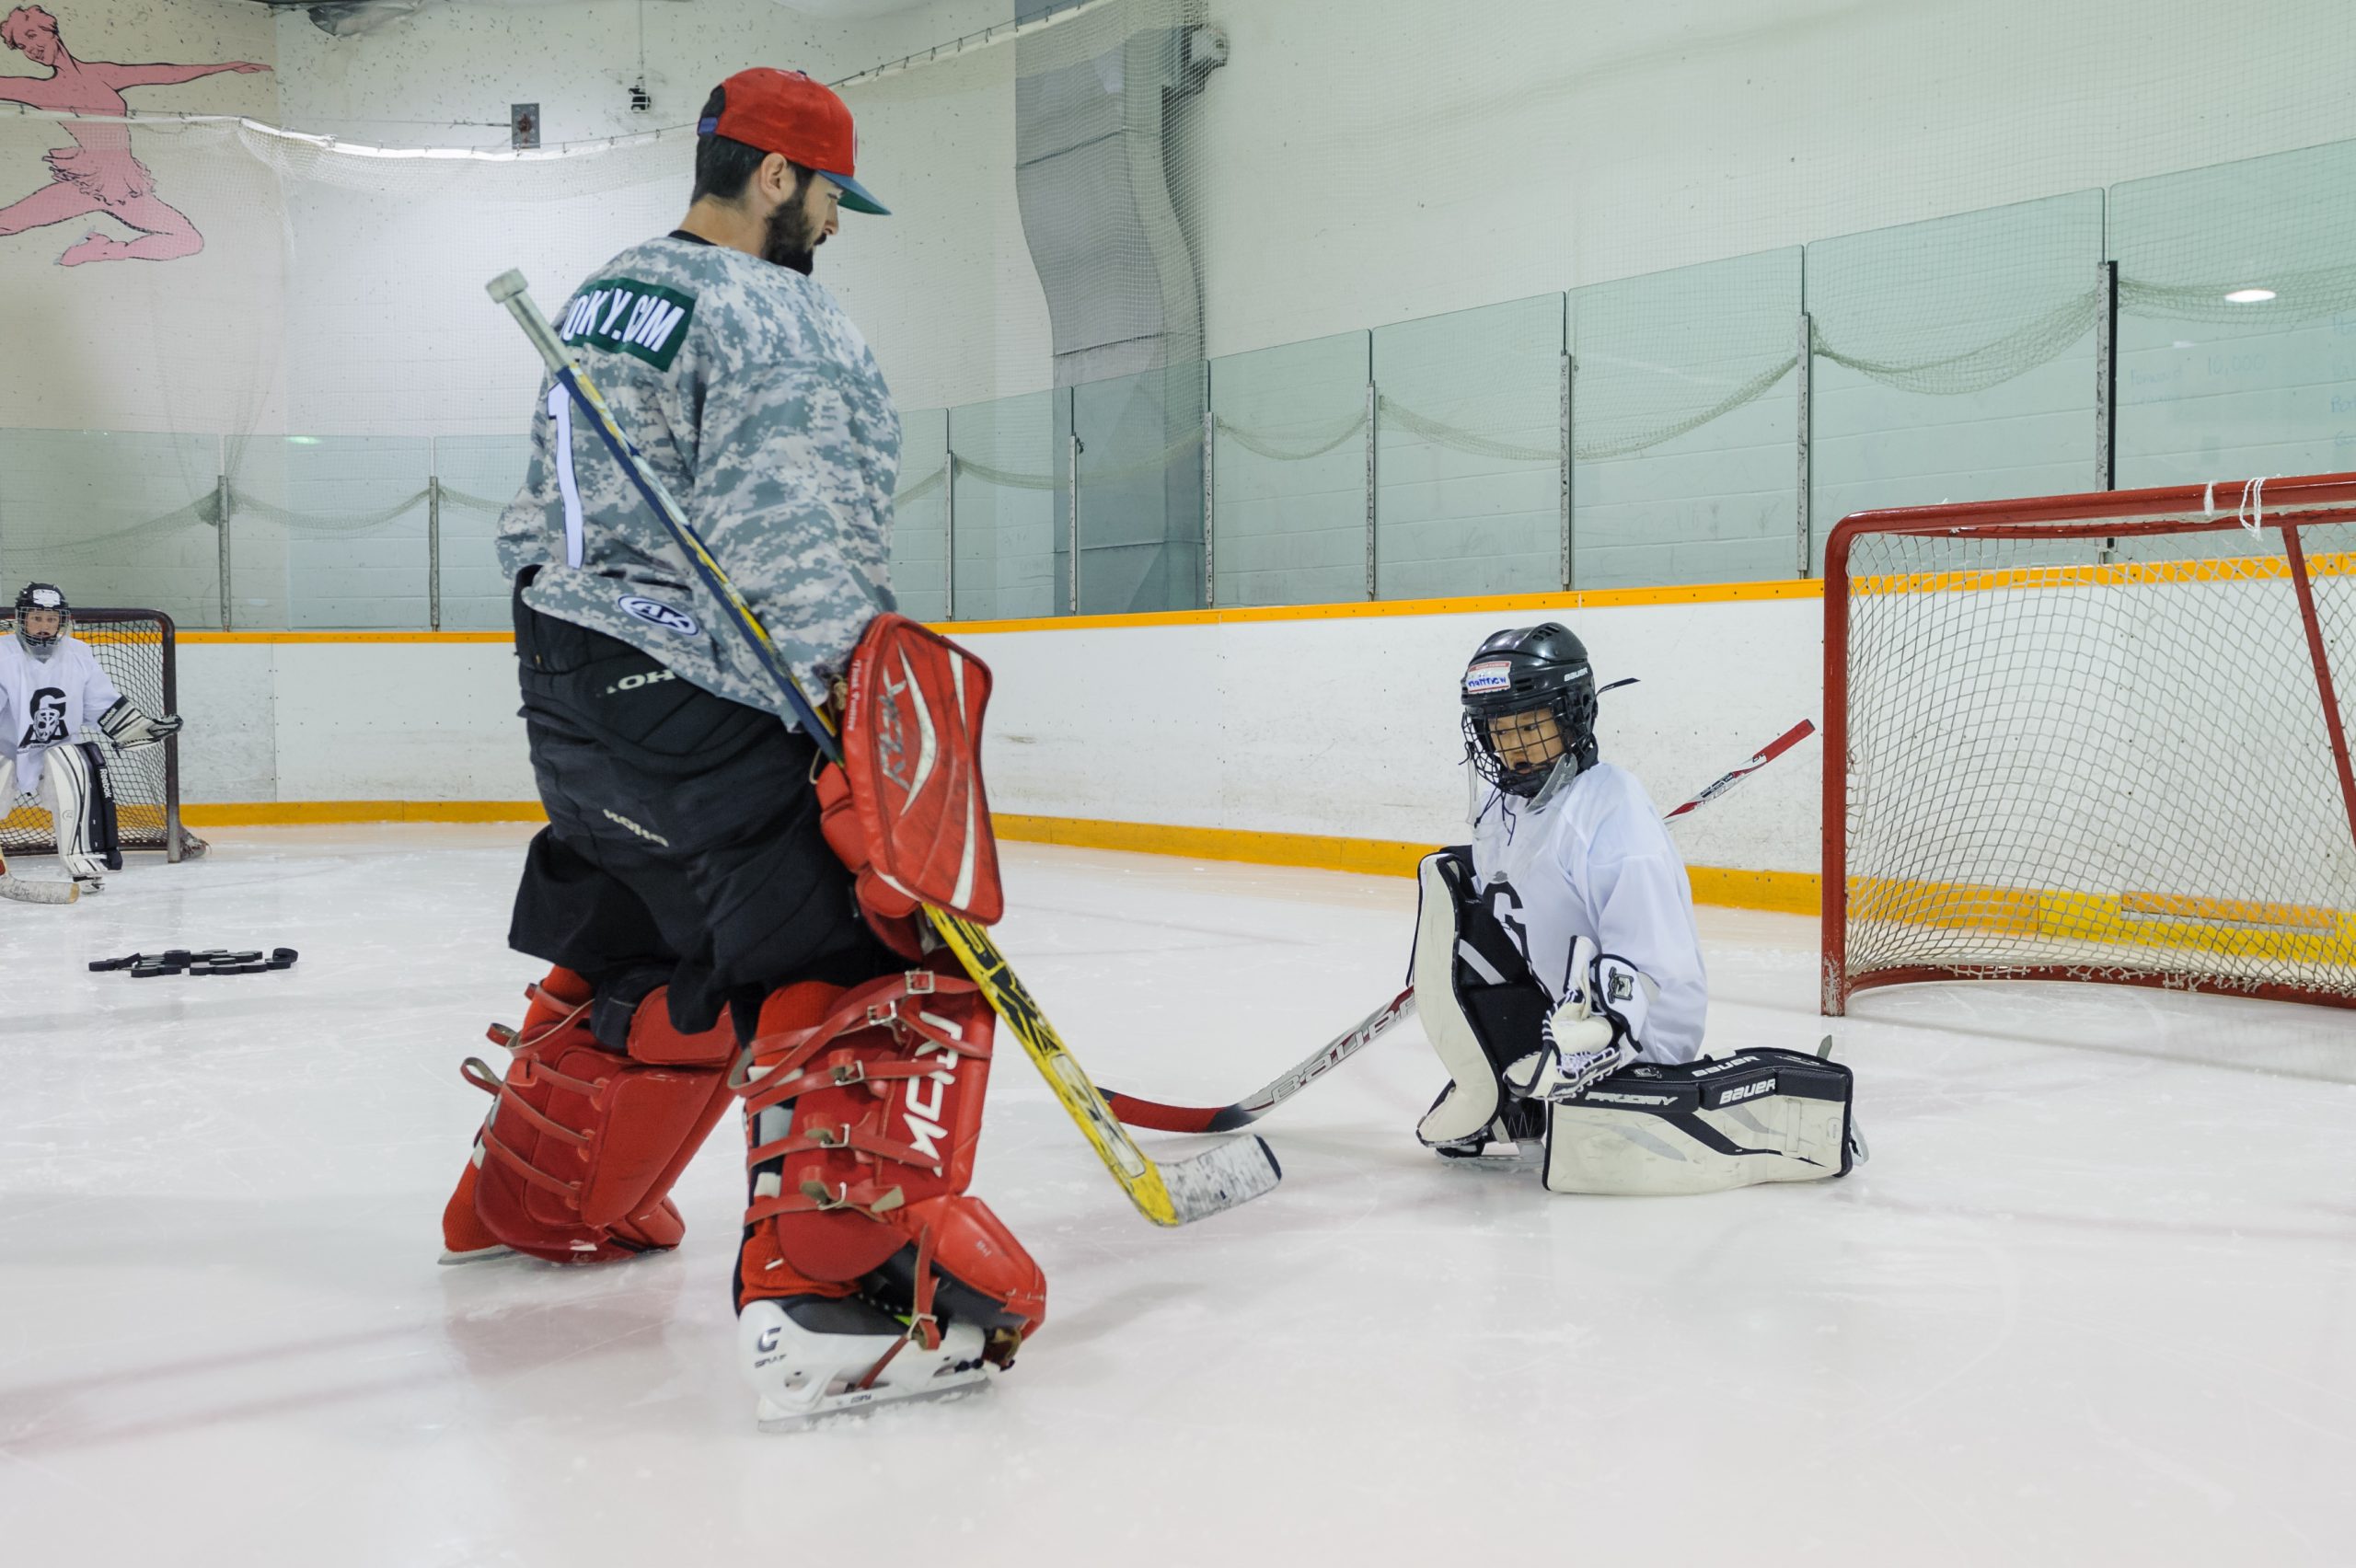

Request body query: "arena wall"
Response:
[173, 582, 1825, 909]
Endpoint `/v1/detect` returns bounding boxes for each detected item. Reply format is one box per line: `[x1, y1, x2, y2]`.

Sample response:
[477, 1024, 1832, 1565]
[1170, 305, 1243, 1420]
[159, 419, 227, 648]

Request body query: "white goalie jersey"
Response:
[1469, 761, 1709, 1063]
[0, 634, 123, 796]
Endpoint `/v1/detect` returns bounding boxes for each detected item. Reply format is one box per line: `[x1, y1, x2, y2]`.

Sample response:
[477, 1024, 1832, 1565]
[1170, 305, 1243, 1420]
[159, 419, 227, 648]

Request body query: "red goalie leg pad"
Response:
[733, 963, 1046, 1357]
[451, 969, 737, 1264]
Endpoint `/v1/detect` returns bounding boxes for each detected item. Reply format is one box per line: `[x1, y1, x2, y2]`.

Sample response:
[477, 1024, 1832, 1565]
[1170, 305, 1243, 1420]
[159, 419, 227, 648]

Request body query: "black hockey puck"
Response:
[271, 948, 299, 966]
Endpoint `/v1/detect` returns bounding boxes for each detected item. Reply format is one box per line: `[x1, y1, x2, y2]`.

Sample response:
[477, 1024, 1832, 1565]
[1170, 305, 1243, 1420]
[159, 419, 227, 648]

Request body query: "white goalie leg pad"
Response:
[1543, 1049, 1860, 1195]
[39, 744, 102, 883]
[1412, 852, 1504, 1148]
[740, 1297, 994, 1431]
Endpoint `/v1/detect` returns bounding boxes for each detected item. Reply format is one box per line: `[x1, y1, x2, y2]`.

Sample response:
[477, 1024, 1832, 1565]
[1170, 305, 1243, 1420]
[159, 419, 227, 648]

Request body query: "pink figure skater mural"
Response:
[0, 6, 268, 266]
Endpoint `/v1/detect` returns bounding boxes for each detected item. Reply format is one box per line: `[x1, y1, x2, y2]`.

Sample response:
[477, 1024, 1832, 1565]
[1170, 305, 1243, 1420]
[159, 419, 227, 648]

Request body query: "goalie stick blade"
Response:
[1157, 1136, 1282, 1225]
[0, 874, 77, 905]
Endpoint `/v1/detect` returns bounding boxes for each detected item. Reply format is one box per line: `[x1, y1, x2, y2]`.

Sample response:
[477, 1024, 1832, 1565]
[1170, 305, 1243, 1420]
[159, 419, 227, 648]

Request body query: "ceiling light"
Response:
[2224, 287, 2277, 304]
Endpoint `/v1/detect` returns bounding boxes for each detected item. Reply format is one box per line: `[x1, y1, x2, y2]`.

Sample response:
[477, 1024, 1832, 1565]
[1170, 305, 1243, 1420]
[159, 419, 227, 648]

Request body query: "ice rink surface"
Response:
[3, 824, 2353, 1566]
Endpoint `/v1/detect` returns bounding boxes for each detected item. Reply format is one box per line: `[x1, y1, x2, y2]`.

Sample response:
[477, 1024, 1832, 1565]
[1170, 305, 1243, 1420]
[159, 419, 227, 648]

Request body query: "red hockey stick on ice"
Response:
[1102, 719, 1817, 1134]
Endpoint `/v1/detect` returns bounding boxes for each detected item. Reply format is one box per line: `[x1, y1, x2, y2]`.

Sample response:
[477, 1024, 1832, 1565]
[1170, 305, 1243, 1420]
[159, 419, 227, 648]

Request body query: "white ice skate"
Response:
[740, 1297, 995, 1431]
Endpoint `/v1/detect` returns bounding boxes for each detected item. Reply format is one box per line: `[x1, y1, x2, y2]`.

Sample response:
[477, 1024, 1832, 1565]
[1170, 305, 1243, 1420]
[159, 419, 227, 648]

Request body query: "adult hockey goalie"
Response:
[1414, 623, 1863, 1195]
[438, 68, 1043, 1431]
[0, 582, 183, 892]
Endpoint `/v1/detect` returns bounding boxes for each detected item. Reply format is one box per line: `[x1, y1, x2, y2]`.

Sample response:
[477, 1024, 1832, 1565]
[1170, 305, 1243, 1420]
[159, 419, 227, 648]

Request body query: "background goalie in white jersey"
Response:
[1410, 623, 1862, 1195]
[0, 582, 183, 890]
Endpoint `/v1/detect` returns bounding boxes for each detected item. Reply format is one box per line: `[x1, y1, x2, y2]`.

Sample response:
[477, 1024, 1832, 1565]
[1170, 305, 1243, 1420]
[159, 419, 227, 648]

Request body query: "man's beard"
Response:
[762, 200, 820, 276]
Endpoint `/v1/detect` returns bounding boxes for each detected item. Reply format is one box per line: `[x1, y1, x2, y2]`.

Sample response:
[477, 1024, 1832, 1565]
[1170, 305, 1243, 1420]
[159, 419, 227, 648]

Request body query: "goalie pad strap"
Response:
[1543, 1048, 1857, 1195]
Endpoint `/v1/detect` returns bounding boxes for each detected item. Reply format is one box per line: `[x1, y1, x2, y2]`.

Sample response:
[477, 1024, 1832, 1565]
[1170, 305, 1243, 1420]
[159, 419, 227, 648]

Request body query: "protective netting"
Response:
[1831, 495, 2356, 1016]
[6, 0, 2356, 625]
[0, 610, 203, 862]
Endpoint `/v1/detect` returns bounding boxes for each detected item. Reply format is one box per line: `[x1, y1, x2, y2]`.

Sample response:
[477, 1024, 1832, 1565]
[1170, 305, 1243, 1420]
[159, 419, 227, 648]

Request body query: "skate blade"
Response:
[755, 1370, 992, 1434]
[437, 1243, 519, 1265]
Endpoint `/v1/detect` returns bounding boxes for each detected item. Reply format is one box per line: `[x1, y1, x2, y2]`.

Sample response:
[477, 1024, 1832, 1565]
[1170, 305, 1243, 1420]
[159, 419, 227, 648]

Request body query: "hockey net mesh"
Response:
[1831, 497, 2356, 1009]
[0, 610, 201, 860]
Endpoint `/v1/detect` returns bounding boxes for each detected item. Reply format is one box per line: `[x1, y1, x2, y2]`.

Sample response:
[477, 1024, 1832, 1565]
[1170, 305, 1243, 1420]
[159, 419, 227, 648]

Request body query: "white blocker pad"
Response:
[1544, 1048, 1859, 1195]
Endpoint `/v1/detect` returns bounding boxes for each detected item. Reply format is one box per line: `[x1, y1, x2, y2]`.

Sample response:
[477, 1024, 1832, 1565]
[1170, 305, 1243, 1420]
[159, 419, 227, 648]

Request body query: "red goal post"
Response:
[1822, 471, 2356, 1016]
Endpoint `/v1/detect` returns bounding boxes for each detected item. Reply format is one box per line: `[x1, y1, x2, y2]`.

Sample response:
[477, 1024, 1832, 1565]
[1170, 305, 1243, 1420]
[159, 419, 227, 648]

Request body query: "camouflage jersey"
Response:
[497, 232, 900, 722]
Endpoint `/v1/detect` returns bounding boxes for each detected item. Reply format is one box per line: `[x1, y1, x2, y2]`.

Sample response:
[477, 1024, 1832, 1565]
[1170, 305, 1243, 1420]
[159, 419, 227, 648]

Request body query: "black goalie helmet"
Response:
[1461, 622, 1600, 798]
[14, 582, 68, 663]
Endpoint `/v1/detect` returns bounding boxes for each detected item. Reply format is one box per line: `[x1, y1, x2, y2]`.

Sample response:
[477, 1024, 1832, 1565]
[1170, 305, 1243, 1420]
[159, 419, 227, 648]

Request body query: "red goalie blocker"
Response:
[818, 615, 1004, 952]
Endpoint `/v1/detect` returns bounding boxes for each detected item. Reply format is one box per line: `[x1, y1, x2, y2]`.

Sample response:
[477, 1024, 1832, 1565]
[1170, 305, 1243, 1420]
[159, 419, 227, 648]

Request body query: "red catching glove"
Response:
[817, 760, 930, 961]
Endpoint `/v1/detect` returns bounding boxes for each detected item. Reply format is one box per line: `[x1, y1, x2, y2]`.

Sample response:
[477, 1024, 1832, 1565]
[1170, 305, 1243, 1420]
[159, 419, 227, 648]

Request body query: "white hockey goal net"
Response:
[1, 608, 204, 864]
[1823, 472, 2356, 1014]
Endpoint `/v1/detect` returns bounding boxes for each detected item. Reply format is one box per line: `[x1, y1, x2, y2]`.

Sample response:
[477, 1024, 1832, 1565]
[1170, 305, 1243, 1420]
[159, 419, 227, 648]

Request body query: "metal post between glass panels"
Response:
[1363, 377, 1379, 599]
[427, 436, 443, 632]
[1559, 351, 1574, 591]
[1795, 311, 1813, 579]
[942, 444, 957, 621]
[2095, 259, 2119, 492]
[214, 434, 232, 631]
[1201, 403, 1216, 608]
[1068, 422, 1081, 617]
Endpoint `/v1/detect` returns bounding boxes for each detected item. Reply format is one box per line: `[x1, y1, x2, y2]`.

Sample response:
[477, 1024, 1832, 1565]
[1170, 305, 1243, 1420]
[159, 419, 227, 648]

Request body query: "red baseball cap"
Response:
[700, 67, 887, 215]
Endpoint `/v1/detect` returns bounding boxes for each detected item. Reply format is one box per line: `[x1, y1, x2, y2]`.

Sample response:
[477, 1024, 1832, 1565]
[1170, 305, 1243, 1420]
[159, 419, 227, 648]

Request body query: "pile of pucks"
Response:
[90, 947, 299, 977]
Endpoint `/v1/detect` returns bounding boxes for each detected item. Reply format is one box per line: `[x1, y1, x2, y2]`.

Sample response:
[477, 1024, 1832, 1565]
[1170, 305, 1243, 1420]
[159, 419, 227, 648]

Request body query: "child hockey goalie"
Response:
[1414, 623, 1864, 1195]
[1, 582, 183, 891]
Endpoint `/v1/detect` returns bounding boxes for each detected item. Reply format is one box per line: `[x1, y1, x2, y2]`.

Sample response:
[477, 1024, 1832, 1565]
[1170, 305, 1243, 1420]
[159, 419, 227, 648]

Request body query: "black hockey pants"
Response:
[504, 575, 900, 1036]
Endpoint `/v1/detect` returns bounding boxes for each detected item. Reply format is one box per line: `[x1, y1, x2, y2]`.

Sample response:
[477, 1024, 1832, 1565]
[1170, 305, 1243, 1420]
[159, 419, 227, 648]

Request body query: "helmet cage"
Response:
[13, 582, 68, 661]
[1462, 686, 1598, 797]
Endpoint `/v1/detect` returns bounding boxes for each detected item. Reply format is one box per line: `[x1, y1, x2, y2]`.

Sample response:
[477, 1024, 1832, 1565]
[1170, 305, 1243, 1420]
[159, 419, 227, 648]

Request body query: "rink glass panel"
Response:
[1805, 192, 2107, 575]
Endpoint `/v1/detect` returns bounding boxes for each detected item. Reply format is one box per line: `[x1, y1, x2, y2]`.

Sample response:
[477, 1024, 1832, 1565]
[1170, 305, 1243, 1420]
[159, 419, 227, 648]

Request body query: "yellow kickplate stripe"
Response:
[2117, 891, 2340, 931]
[943, 578, 1819, 637]
[1851, 548, 2356, 599]
[179, 801, 549, 826]
[171, 579, 1819, 646]
[1852, 876, 2356, 963]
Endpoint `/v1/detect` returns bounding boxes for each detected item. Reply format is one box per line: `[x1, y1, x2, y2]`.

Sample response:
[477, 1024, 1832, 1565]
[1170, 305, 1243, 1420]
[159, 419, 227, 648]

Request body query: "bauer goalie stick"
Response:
[1102, 718, 1817, 1134]
[487, 270, 1277, 1228]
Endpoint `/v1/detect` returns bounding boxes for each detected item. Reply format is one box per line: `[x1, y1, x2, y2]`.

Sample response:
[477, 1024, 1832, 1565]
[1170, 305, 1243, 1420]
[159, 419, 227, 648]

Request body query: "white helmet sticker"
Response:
[1462, 660, 1514, 696]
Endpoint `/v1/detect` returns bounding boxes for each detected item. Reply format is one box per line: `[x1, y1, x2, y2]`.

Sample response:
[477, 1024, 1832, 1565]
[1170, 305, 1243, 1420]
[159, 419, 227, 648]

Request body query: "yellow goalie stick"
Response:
[487, 270, 1279, 1228]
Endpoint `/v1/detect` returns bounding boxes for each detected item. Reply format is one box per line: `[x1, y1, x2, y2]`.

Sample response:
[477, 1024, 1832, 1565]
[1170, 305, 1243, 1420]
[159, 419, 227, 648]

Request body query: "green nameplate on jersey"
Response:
[558, 278, 697, 371]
